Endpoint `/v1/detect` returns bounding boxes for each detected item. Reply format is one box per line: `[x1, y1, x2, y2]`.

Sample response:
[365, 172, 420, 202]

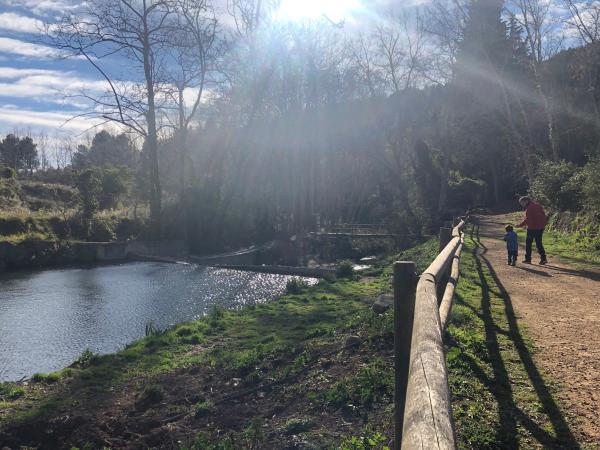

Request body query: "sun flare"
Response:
[276, 0, 361, 23]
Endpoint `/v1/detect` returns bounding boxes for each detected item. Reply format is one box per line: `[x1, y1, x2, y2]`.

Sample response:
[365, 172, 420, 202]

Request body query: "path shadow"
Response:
[467, 226, 580, 449]
[544, 264, 600, 283]
[516, 265, 553, 277]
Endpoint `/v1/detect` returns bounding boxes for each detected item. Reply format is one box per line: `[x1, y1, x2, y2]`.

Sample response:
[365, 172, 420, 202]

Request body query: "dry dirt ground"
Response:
[476, 213, 600, 447]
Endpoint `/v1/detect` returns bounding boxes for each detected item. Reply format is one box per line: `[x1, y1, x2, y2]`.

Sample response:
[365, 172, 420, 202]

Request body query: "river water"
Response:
[0, 262, 315, 381]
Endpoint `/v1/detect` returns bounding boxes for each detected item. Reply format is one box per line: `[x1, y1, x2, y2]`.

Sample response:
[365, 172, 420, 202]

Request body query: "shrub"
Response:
[89, 216, 116, 241]
[176, 326, 193, 336]
[145, 321, 164, 337]
[284, 417, 315, 435]
[286, 277, 308, 294]
[73, 349, 99, 368]
[194, 400, 215, 418]
[447, 171, 487, 209]
[529, 160, 582, 211]
[580, 159, 600, 215]
[340, 431, 390, 450]
[99, 166, 132, 209]
[0, 165, 16, 179]
[336, 260, 355, 279]
[0, 383, 25, 400]
[115, 217, 143, 241]
[31, 372, 60, 384]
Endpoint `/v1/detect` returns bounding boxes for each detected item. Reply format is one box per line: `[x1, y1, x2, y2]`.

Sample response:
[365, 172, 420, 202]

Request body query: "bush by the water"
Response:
[336, 260, 355, 279]
[286, 277, 309, 294]
[0, 165, 16, 179]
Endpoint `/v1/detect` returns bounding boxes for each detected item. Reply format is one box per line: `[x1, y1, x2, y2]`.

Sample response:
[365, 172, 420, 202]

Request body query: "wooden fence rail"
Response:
[393, 218, 467, 450]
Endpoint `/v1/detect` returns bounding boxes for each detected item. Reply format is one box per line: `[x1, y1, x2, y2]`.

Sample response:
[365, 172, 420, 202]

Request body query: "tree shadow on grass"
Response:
[469, 231, 580, 449]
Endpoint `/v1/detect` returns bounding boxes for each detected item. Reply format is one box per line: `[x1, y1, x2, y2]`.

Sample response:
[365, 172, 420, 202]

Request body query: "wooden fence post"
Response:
[439, 227, 452, 253]
[394, 261, 417, 450]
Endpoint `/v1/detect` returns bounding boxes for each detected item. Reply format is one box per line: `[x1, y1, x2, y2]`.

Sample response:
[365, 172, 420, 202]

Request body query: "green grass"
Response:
[447, 232, 587, 449]
[538, 229, 600, 268]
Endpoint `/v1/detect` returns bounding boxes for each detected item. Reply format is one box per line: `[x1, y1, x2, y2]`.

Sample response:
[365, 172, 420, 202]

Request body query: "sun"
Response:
[276, 0, 361, 23]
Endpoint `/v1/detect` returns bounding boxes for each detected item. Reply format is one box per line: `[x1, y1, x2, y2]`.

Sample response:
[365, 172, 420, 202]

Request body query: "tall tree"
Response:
[52, 0, 176, 234]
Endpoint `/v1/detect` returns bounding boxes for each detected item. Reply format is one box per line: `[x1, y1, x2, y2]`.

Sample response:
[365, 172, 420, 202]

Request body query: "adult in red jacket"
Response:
[517, 196, 548, 264]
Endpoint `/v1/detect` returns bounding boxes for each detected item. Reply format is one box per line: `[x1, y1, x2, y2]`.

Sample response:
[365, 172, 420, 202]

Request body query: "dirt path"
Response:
[476, 213, 600, 447]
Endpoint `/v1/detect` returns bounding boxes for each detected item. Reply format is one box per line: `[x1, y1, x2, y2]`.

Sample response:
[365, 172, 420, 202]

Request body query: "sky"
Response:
[0, 0, 402, 143]
[0, 0, 575, 146]
[0, 0, 105, 139]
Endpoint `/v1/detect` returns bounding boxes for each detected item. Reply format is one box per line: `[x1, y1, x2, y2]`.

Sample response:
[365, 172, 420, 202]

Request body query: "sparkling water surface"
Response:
[0, 262, 315, 381]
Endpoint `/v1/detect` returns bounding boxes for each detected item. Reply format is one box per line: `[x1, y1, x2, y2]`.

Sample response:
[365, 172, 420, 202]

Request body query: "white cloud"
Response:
[0, 37, 59, 58]
[0, 0, 84, 17]
[0, 66, 109, 107]
[0, 105, 101, 133]
[0, 12, 45, 34]
[0, 67, 61, 79]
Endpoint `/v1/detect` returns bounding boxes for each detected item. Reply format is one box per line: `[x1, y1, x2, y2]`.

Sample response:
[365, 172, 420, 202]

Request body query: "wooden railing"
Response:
[393, 218, 467, 450]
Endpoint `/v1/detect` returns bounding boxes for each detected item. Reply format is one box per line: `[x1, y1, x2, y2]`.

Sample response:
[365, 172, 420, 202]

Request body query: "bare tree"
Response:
[163, 0, 222, 237]
[508, 0, 563, 160]
[424, 0, 469, 83]
[50, 0, 177, 234]
[563, 0, 600, 44]
[562, 0, 600, 153]
[349, 32, 381, 98]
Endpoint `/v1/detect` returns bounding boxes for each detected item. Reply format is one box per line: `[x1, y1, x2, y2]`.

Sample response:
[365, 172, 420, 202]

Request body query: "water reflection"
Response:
[0, 262, 316, 381]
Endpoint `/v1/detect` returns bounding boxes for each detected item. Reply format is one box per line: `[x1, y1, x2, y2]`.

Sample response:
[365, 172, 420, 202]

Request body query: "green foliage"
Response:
[187, 432, 235, 450]
[579, 159, 600, 215]
[0, 165, 16, 179]
[286, 277, 309, 294]
[0, 383, 25, 400]
[243, 417, 265, 448]
[76, 169, 102, 237]
[284, 417, 315, 435]
[194, 400, 215, 418]
[321, 358, 393, 408]
[0, 134, 38, 172]
[73, 349, 99, 368]
[89, 216, 117, 241]
[98, 166, 132, 209]
[336, 260, 355, 279]
[339, 431, 390, 450]
[176, 326, 193, 337]
[31, 372, 61, 384]
[529, 160, 582, 211]
[145, 321, 164, 337]
[448, 171, 487, 209]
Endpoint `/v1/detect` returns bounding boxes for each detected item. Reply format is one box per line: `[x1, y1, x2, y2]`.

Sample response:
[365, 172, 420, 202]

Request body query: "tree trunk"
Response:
[178, 87, 189, 241]
[142, 11, 162, 237]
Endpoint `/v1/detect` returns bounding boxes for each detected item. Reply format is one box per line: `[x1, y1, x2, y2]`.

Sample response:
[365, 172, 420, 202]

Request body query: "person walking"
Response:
[517, 196, 548, 265]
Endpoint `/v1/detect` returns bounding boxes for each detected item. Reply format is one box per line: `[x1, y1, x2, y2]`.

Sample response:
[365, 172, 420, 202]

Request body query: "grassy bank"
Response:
[0, 239, 439, 449]
[447, 232, 589, 449]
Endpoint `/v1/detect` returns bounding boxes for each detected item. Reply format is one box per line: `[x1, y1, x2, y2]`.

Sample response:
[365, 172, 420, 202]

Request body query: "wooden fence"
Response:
[393, 218, 467, 450]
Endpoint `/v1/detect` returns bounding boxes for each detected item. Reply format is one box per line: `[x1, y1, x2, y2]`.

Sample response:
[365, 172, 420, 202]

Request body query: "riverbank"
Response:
[0, 239, 438, 449]
[0, 239, 188, 273]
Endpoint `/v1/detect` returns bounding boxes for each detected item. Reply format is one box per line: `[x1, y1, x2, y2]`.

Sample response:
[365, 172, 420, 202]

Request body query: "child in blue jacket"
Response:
[503, 225, 518, 266]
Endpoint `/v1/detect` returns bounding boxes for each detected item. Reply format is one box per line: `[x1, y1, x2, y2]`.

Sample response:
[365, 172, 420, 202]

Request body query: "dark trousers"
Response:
[508, 250, 518, 264]
[525, 229, 546, 261]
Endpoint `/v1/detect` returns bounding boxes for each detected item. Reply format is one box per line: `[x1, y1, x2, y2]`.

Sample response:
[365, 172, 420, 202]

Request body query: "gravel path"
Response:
[476, 213, 600, 447]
